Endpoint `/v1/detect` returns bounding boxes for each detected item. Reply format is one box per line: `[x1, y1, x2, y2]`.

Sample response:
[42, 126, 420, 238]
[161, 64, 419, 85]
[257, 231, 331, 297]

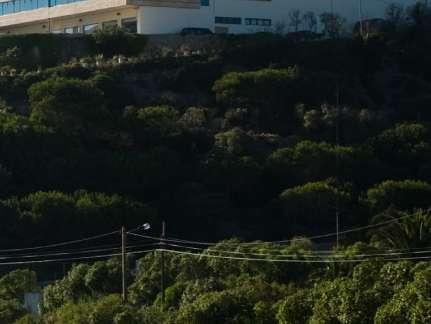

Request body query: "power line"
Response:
[0, 243, 160, 260]
[0, 225, 150, 254]
[163, 240, 431, 256]
[156, 248, 431, 263]
[0, 230, 119, 253]
[161, 242, 431, 259]
[0, 248, 157, 267]
[128, 212, 418, 247]
[1, 243, 428, 267]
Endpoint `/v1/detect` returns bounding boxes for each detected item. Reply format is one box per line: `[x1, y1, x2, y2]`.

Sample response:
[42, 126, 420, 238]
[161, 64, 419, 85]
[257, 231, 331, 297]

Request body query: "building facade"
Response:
[0, 0, 419, 35]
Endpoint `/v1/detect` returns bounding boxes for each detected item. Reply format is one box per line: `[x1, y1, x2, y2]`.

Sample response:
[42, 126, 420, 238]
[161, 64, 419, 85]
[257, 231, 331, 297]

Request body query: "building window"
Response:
[103, 20, 117, 30]
[83, 23, 98, 34]
[245, 18, 272, 27]
[121, 17, 137, 33]
[64, 26, 80, 34]
[200, 0, 209, 6]
[215, 16, 242, 25]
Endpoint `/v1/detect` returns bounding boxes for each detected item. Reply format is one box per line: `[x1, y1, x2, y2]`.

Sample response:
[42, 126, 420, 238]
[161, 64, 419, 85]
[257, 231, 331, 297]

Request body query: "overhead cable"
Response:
[0, 230, 119, 253]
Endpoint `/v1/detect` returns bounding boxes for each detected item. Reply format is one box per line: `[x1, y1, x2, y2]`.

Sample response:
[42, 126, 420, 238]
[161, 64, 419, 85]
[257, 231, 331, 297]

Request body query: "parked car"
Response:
[180, 27, 213, 36]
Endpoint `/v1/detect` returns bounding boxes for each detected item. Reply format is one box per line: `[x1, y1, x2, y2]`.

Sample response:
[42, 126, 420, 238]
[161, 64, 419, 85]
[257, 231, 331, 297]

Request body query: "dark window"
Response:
[103, 20, 118, 30]
[245, 18, 272, 27]
[122, 17, 137, 33]
[215, 16, 242, 25]
[83, 23, 98, 34]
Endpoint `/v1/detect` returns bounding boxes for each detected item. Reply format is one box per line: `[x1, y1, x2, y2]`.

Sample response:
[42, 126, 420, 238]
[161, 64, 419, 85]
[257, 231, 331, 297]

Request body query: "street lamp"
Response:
[122, 222, 151, 303]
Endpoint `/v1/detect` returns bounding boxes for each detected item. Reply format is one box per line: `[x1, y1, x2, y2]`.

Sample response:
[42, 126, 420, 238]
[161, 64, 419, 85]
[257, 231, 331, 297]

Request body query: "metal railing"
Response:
[0, 0, 85, 16]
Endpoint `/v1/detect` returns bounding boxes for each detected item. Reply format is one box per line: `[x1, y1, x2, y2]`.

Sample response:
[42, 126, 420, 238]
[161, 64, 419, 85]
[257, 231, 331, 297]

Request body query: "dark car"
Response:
[180, 27, 213, 36]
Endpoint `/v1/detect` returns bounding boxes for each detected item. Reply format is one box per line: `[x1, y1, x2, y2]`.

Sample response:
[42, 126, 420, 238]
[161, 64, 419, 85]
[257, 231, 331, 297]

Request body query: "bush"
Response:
[93, 27, 147, 57]
[28, 77, 109, 135]
[366, 180, 431, 211]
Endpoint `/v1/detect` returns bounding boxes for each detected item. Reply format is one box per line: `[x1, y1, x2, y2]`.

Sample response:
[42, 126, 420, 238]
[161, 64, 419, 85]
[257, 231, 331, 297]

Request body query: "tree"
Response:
[369, 123, 431, 179]
[0, 98, 12, 113]
[0, 270, 38, 301]
[320, 13, 346, 38]
[123, 105, 180, 146]
[0, 270, 38, 324]
[266, 141, 361, 189]
[288, 9, 302, 32]
[366, 180, 431, 212]
[44, 301, 91, 324]
[385, 3, 406, 31]
[303, 11, 317, 32]
[84, 259, 124, 295]
[369, 209, 431, 249]
[93, 27, 147, 57]
[295, 103, 389, 143]
[2, 190, 155, 250]
[279, 180, 352, 233]
[277, 289, 312, 324]
[42, 264, 91, 312]
[179, 107, 211, 130]
[213, 67, 301, 107]
[175, 290, 255, 324]
[14, 314, 42, 324]
[200, 149, 264, 206]
[88, 294, 124, 324]
[0, 47, 20, 68]
[28, 77, 109, 135]
[407, 1, 431, 30]
[310, 276, 381, 324]
[375, 264, 431, 323]
[0, 298, 26, 324]
[213, 67, 305, 130]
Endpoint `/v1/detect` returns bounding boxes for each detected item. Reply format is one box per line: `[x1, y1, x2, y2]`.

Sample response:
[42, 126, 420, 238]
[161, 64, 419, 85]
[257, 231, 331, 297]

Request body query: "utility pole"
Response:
[330, 0, 336, 39]
[160, 221, 166, 310]
[47, 0, 51, 33]
[420, 221, 423, 241]
[358, 0, 364, 37]
[121, 226, 127, 304]
[335, 84, 340, 250]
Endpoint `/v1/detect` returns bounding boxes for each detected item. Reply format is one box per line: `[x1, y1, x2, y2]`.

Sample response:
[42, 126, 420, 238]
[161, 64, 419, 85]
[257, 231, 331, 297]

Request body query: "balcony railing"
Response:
[0, 0, 86, 16]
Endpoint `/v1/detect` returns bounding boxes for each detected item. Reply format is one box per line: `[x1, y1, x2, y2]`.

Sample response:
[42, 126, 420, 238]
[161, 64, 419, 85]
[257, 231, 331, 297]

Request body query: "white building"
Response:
[0, 0, 420, 35]
[141, 0, 421, 34]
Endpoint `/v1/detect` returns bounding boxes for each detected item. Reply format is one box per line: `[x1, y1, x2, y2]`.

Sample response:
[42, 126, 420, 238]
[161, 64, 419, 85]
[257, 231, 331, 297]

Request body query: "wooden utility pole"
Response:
[47, 0, 52, 33]
[160, 221, 166, 310]
[121, 226, 127, 303]
[335, 84, 340, 250]
[358, 0, 364, 37]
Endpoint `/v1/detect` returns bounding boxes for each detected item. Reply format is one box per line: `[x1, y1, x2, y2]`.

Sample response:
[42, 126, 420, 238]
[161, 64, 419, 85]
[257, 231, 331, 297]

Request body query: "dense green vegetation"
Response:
[0, 3, 431, 323]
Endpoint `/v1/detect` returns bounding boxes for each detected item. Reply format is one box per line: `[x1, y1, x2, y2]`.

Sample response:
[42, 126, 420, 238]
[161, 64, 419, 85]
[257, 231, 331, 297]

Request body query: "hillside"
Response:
[0, 5, 431, 323]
